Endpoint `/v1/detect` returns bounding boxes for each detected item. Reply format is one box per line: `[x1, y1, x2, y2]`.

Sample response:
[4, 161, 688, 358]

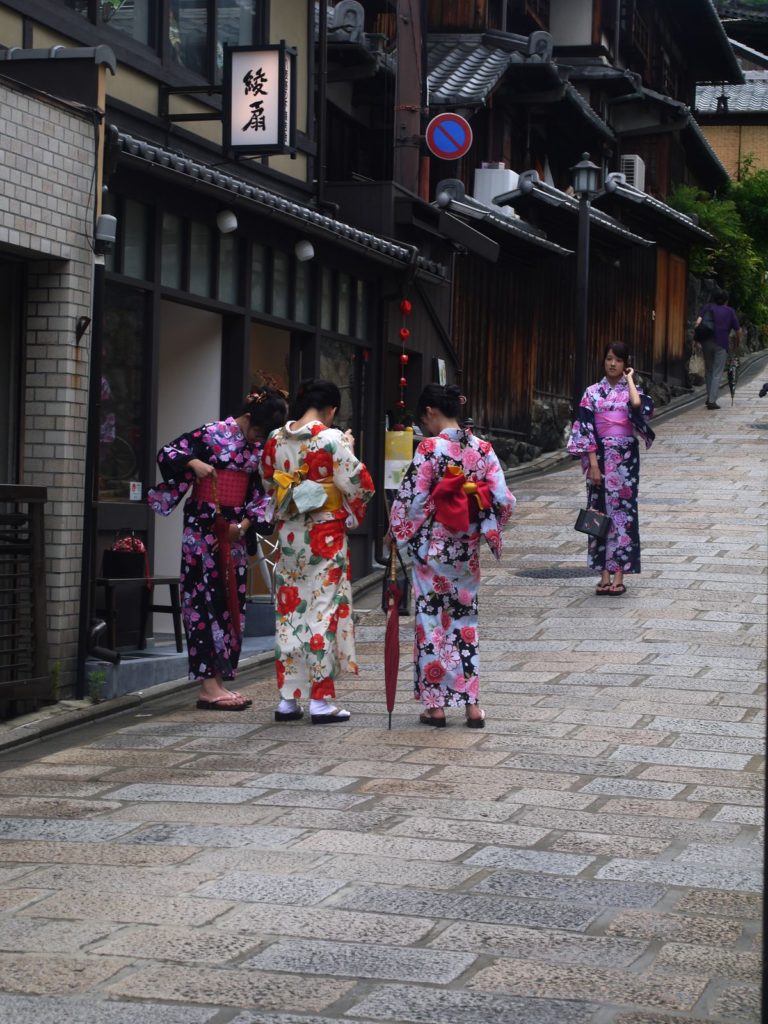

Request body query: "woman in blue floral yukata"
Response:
[388, 384, 515, 729]
[567, 342, 654, 596]
[149, 386, 288, 710]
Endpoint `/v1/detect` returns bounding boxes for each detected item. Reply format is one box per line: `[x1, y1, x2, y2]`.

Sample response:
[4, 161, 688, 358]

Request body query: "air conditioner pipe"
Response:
[88, 618, 121, 665]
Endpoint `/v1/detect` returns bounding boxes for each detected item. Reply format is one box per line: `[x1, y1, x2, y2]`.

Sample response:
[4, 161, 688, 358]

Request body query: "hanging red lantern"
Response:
[399, 377, 407, 388]
[399, 327, 410, 341]
[400, 299, 412, 315]
[399, 352, 409, 365]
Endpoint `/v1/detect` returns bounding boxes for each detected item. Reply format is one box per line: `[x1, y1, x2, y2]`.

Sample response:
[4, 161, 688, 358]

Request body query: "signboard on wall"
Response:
[224, 43, 296, 155]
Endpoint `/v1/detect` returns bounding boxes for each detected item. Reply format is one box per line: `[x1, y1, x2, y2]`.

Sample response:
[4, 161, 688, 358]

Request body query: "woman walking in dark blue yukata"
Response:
[567, 342, 654, 597]
[149, 385, 288, 710]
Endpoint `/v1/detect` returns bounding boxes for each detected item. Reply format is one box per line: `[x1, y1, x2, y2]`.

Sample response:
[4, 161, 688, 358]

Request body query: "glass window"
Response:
[337, 272, 352, 334]
[320, 266, 333, 330]
[122, 199, 149, 280]
[189, 222, 212, 296]
[272, 250, 289, 318]
[356, 279, 368, 339]
[250, 242, 266, 311]
[216, 0, 258, 81]
[99, 284, 146, 501]
[170, 0, 209, 76]
[294, 260, 311, 323]
[161, 212, 183, 289]
[319, 337, 356, 434]
[100, 0, 152, 45]
[218, 234, 238, 305]
[62, 0, 89, 15]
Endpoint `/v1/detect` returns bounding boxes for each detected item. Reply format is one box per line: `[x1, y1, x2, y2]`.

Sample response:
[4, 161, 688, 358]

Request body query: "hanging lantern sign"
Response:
[224, 42, 296, 155]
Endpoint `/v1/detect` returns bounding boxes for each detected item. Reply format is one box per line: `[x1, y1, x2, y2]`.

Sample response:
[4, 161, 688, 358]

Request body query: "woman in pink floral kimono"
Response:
[261, 379, 375, 724]
[388, 384, 515, 729]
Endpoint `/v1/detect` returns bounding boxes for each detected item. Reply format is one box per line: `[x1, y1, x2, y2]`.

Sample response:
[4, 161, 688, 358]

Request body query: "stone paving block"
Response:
[605, 909, 744, 944]
[106, 784, 263, 804]
[673, 843, 763, 870]
[429, 922, 646, 966]
[549, 832, 672, 859]
[712, 805, 763, 825]
[399, 748, 510, 767]
[579, 779, 686, 800]
[466, 960, 708, 1012]
[334, 885, 598, 931]
[267, 807, 399, 832]
[673, 734, 765, 754]
[0, 888, 50, 912]
[105, 965, 354, 1011]
[518, 807, 742, 842]
[409, 767, 576, 796]
[218, 902, 435, 945]
[316, 854, 482, 890]
[647, 717, 764, 737]
[0, 917, 117, 953]
[0, 779, 111, 797]
[568, 727, 668, 747]
[596, 798, 710, 819]
[471, 872, 666, 909]
[194, 872, 344, 905]
[252, 790, 371, 810]
[123, 823, 305, 848]
[120, 721, 261, 738]
[387, 816, 549, 847]
[243, 937, 476, 983]
[183, 849, 326, 876]
[90, 924, 261, 963]
[609, 745, 752, 770]
[21, 889, 234, 926]
[0, 995, 219, 1024]
[103, 768, 261, 787]
[105, 802, 278, 826]
[0, 839, 196, 867]
[346, 984, 597, 1024]
[638, 766, 763, 788]
[230, 1015, 382, 1024]
[373, 794, 520, 821]
[39, 748, 193, 767]
[0, 951, 132, 995]
[464, 848, 594, 875]
[710, 982, 762, 1023]
[687, 785, 763, 805]
[504, 789, 599, 810]
[617, 702, 748, 721]
[241, 773, 357, 791]
[291, 829, 474, 861]
[676, 890, 762, 918]
[655, 941, 761, 981]
[15, 864, 216, 896]
[0, 796, 125, 819]
[595, 858, 762, 892]
[191, 755, 341, 776]
[88, 734, 186, 749]
[0, 817, 140, 843]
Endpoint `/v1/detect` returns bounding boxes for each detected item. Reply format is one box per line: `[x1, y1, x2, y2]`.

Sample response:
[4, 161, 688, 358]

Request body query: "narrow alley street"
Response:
[0, 379, 764, 1024]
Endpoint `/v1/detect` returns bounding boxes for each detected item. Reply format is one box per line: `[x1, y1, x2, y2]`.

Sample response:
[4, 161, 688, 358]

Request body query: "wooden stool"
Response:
[95, 576, 183, 653]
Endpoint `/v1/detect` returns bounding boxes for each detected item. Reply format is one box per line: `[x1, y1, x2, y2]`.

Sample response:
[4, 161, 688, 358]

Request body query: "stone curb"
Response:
[3, 349, 766, 755]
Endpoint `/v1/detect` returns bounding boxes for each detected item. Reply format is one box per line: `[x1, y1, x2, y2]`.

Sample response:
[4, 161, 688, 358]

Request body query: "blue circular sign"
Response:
[425, 113, 473, 161]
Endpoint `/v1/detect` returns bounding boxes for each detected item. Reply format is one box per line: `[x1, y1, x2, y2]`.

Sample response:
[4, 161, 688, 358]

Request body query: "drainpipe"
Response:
[317, 0, 328, 208]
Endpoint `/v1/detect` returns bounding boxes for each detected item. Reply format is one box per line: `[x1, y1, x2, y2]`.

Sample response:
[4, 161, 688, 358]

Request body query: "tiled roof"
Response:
[697, 70, 768, 112]
[435, 193, 573, 256]
[112, 131, 446, 279]
[717, 1, 768, 21]
[597, 180, 714, 243]
[428, 35, 530, 106]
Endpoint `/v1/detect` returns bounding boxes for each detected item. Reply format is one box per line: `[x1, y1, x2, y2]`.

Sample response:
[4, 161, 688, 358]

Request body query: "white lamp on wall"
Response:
[216, 210, 238, 234]
[294, 239, 315, 262]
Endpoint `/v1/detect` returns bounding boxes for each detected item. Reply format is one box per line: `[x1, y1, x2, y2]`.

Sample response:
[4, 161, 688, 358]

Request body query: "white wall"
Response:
[549, 0, 594, 46]
[153, 302, 222, 634]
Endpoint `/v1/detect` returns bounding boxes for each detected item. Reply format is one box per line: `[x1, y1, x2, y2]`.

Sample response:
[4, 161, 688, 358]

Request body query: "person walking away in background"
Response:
[694, 289, 741, 410]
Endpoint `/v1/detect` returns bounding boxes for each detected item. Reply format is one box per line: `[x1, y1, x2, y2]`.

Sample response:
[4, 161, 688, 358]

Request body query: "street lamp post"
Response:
[570, 152, 601, 418]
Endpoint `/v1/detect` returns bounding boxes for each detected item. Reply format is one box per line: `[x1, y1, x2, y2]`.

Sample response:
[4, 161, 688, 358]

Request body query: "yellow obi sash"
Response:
[274, 466, 344, 516]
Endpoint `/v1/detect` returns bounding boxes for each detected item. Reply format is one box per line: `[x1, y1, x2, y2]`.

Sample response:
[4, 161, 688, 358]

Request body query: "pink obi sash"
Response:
[193, 471, 248, 506]
[595, 410, 633, 438]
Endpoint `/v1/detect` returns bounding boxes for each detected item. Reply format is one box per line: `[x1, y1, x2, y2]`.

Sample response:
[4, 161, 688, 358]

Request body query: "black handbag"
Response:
[381, 544, 410, 616]
[693, 308, 714, 343]
[574, 488, 611, 540]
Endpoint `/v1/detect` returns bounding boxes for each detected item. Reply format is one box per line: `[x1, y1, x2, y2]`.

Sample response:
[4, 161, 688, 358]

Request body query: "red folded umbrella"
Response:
[384, 542, 402, 730]
[212, 474, 241, 641]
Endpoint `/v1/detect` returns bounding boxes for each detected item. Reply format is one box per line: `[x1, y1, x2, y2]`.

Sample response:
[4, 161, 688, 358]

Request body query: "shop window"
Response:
[216, 1, 261, 82]
[319, 338, 358, 435]
[250, 242, 266, 312]
[169, 0, 260, 79]
[294, 259, 311, 323]
[161, 212, 183, 290]
[320, 266, 333, 330]
[99, 284, 147, 501]
[356, 279, 369, 340]
[272, 250, 290, 319]
[337, 273, 352, 335]
[217, 234, 239, 305]
[62, 1, 153, 45]
[122, 198, 150, 280]
[189, 221, 213, 297]
[170, 0, 209, 76]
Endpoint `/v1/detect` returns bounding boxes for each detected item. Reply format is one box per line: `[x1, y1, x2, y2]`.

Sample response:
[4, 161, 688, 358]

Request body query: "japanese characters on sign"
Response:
[224, 43, 296, 155]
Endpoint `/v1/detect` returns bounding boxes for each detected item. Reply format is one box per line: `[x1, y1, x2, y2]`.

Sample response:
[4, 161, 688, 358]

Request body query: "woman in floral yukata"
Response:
[567, 341, 655, 596]
[149, 386, 288, 710]
[388, 384, 515, 729]
[260, 379, 375, 724]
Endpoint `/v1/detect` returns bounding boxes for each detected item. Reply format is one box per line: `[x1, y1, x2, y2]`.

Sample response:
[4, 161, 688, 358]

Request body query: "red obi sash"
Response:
[193, 471, 248, 506]
[431, 465, 492, 533]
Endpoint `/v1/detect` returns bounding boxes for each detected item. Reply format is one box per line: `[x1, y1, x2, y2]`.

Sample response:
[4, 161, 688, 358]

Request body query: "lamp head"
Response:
[570, 152, 601, 199]
[216, 210, 238, 234]
[294, 239, 315, 262]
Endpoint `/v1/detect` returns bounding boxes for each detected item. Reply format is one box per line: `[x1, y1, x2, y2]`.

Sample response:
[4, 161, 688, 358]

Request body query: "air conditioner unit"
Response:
[620, 154, 646, 192]
[473, 165, 519, 215]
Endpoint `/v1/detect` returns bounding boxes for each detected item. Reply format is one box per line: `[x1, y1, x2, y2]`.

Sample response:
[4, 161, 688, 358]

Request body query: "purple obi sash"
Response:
[595, 410, 633, 438]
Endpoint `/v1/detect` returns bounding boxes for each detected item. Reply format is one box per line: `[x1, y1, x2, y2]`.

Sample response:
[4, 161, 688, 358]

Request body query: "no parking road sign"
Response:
[425, 113, 473, 161]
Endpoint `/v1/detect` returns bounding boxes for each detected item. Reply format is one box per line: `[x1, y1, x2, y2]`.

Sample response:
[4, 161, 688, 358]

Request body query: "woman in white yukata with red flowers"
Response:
[388, 384, 515, 728]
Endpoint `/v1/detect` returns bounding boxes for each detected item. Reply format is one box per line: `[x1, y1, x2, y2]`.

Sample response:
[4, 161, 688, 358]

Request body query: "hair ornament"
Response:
[458, 394, 468, 405]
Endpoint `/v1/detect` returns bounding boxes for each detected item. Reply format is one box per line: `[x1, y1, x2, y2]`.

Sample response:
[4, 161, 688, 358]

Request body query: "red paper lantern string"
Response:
[398, 298, 412, 416]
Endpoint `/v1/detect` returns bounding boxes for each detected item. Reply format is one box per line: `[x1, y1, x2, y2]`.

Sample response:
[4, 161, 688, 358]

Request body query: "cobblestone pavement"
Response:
[0, 384, 765, 1024]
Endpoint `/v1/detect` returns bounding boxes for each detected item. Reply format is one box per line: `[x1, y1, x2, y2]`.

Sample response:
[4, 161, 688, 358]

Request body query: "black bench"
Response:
[95, 576, 183, 653]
